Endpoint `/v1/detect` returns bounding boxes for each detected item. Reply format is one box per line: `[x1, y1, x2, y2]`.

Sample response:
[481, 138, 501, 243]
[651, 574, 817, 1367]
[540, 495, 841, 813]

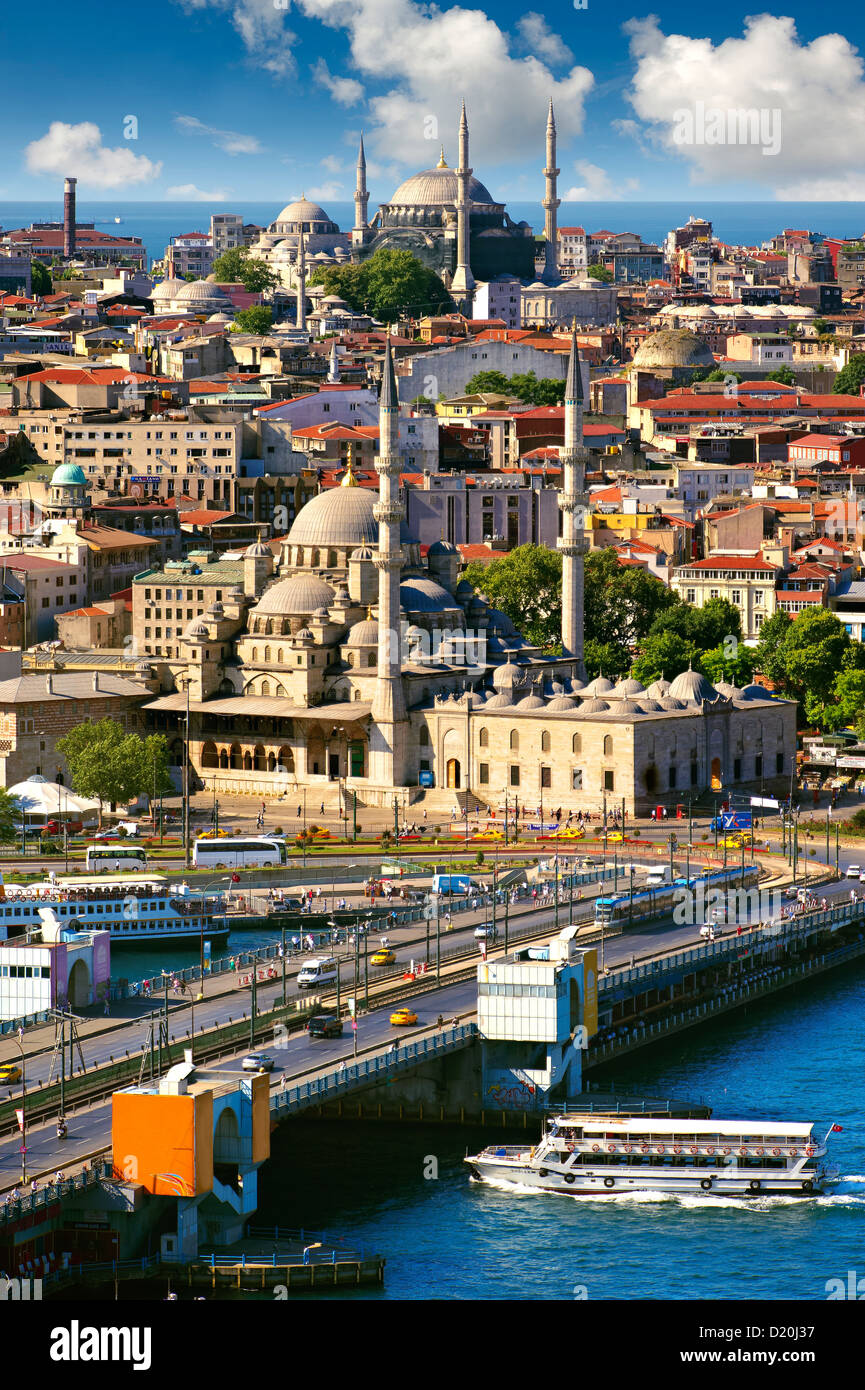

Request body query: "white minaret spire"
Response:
[327, 337, 340, 382]
[296, 225, 307, 332]
[353, 132, 369, 249]
[558, 325, 588, 671]
[370, 338, 408, 785]
[543, 98, 560, 282]
[450, 101, 475, 309]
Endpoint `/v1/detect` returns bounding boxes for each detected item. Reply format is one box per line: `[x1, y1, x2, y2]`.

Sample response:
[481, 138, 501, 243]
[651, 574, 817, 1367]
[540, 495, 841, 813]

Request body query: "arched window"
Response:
[541, 731, 550, 752]
[509, 730, 519, 751]
[572, 732, 581, 755]
[261, 680, 270, 695]
[419, 727, 430, 746]
[277, 648, 284, 663]
[367, 652, 376, 667]
[603, 735, 613, 757]
[478, 727, 489, 747]
[264, 646, 271, 662]
[328, 549, 337, 568]
[253, 744, 266, 771]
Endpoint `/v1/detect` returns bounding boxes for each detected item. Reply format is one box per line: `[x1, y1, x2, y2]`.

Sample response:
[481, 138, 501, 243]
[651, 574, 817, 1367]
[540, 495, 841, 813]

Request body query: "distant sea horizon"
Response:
[2, 198, 864, 269]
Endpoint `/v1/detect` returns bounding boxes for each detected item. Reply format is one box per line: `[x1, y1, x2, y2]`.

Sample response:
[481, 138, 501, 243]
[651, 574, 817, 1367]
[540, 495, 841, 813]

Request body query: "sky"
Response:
[2, 2, 865, 206]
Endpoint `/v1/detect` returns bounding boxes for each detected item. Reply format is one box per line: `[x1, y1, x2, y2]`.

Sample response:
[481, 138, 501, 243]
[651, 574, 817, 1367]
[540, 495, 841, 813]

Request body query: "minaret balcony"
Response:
[373, 501, 404, 524]
[558, 536, 590, 558]
[373, 552, 403, 571]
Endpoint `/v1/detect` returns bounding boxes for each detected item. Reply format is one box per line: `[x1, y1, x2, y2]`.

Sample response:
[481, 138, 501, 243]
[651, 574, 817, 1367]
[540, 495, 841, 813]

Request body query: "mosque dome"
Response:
[567, 677, 586, 694]
[484, 692, 514, 708]
[584, 675, 615, 697]
[646, 678, 671, 699]
[667, 667, 719, 704]
[492, 660, 524, 692]
[273, 197, 335, 228]
[613, 677, 645, 697]
[632, 328, 715, 371]
[252, 574, 334, 617]
[390, 163, 497, 208]
[244, 540, 272, 558]
[287, 487, 378, 548]
[175, 279, 233, 310]
[400, 577, 461, 614]
[546, 695, 577, 711]
[346, 618, 379, 647]
[658, 697, 685, 710]
[516, 694, 546, 710]
[637, 698, 663, 712]
[713, 681, 742, 700]
[603, 698, 644, 716]
[739, 683, 772, 701]
[184, 617, 210, 641]
[428, 539, 459, 556]
[151, 278, 185, 302]
[51, 463, 87, 487]
[577, 697, 611, 714]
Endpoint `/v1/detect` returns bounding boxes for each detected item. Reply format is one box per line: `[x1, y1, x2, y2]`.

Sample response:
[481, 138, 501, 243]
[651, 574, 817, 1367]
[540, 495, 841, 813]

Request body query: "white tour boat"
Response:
[466, 1114, 840, 1198]
[0, 874, 230, 947]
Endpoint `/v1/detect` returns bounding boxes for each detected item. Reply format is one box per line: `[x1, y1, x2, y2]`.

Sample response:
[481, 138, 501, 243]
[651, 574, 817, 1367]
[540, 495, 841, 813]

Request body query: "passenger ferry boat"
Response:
[0, 874, 230, 947]
[466, 1114, 840, 1198]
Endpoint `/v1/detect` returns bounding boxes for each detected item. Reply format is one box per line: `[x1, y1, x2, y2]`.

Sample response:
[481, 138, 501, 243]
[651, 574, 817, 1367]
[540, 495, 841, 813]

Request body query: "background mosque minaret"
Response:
[542, 100, 560, 281]
[353, 133, 370, 250]
[369, 339, 408, 785]
[558, 328, 588, 673]
[450, 101, 475, 308]
[296, 224, 307, 331]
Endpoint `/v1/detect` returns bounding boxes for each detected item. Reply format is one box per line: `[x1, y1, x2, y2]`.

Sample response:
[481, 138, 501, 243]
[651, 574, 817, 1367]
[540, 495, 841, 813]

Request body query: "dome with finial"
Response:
[584, 674, 615, 697]
[244, 539, 272, 558]
[667, 665, 719, 705]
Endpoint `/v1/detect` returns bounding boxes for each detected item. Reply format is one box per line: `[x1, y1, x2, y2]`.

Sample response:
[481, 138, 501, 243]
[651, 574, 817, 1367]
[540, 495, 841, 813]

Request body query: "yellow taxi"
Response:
[371, 948, 396, 967]
[0, 1063, 22, 1085]
[606, 831, 625, 843]
[390, 1007, 418, 1026]
[724, 833, 753, 849]
[473, 830, 504, 841]
[553, 827, 584, 840]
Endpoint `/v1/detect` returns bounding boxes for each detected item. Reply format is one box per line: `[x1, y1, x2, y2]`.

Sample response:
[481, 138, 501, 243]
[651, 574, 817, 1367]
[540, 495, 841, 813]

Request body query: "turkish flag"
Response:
[231, 873, 241, 883]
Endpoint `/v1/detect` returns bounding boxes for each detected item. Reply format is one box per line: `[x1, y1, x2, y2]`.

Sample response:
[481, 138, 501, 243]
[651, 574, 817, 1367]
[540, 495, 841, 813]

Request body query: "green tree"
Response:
[587, 264, 614, 283]
[765, 365, 796, 386]
[464, 369, 564, 406]
[811, 318, 831, 336]
[232, 306, 273, 335]
[649, 595, 742, 651]
[462, 544, 562, 648]
[211, 248, 278, 293]
[584, 549, 679, 650]
[632, 631, 699, 686]
[56, 720, 150, 821]
[773, 608, 854, 709]
[30, 261, 51, 296]
[0, 787, 22, 843]
[142, 734, 175, 801]
[464, 370, 512, 397]
[833, 354, 865, 395]
[753, 609, 792, 688]
[584, 638, 630, 682]
[700, 642, 757, 687]
[309, 248, 453, 322]
[704, 368, 743, 384]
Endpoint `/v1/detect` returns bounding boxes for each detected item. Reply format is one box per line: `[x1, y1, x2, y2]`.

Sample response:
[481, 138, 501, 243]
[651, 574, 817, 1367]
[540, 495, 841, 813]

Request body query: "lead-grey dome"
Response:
[632, 327, 715, 371]
[346, 618, 379, 647]
[577, 697, 611, 714]
[400, 577, 461, 614]
[584, 675, 615, 697]
[287, 487, 378, 548]
[253, 574, 334, 617]
[646, 678, 671, 699]
[547, 694, 577, 711]
[516, 694, 545, 710]
[613, 677, 645, 697]
[667, 667, 719, 704]
[390, 165, 497, 208]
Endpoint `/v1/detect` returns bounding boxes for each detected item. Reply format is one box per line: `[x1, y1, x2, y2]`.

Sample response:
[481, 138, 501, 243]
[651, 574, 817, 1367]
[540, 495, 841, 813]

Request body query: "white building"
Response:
[0, 921, 111, 1020]
[471, 276, 522, 329]
[557, 226, 588, 276]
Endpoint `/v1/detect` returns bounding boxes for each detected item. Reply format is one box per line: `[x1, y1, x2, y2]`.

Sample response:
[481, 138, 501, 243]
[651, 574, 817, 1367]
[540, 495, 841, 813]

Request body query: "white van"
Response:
[297, 956, 338, 989]
[645, 866, 672, 888]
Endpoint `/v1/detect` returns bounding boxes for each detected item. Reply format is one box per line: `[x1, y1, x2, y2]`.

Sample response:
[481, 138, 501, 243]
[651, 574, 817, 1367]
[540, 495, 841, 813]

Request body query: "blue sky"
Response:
[3, 2, 865, 205]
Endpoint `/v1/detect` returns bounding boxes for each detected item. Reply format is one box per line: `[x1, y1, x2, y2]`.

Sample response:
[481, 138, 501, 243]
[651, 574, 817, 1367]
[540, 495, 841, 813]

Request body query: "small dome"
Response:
[603, 698, 644, 716]
[714, 681, 742, 699]
[207, 600, 224, 618]
[659, 697, 685, 710]
[667, 666, 718, 704]
[253, 574, 335, 617]
[584, 675, 615, 697]
[632, 327, 715, 371]
[184, 618, 210, 640]
[516, 694, 546, 710]
[492, 660, 523, 692]
[428, 539, 458, 555]
[51, 463, 87, 487]
[151, 277, 185, 301]
[613, 677, 645, 697]
[577, 697, 611, 714]
[350, 545, 375, 561]
[294, 627, 314, 643]
[546, 695, 577, 711]
[400, 577, 460, 614]
[739, 683, 772, 701]
[637, 698, 663, 712]
[346, 618, 379, 647]
[568, 677, 586, 694]
[646, 678, 671, 699]
[484, 692, 513, 708]
[245, 540, 272, 558]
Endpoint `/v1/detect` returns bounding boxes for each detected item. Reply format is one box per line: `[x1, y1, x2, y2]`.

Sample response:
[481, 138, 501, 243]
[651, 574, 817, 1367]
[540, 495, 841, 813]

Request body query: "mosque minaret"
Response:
[369, 338, 408, 785]
[449, 101, 476, 308]
[353, 132, 370, 250]
[543, 99, 561, 281]
[559, 326, 588, 672]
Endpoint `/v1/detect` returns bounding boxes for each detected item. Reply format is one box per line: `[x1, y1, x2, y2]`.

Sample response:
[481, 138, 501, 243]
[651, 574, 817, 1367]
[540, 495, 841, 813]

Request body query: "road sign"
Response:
[347, 997, 356, 1017]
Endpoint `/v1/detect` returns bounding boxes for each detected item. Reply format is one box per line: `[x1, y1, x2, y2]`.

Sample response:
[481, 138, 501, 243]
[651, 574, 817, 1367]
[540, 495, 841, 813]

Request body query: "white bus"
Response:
[85, 845, 148, 872]
[192, 836, 288, 869]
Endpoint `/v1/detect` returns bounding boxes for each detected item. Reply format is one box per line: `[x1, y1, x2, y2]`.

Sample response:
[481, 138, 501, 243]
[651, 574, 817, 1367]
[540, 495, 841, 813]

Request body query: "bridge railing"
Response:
[0, 1159, 114, 1230]
[271, 1022, 478, 1115]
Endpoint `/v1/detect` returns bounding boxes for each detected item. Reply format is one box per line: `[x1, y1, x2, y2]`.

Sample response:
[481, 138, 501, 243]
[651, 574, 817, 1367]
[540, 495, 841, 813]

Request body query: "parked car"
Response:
[846, 865, 860, 879]
[241, 1053, 274, 1073]
[370, 948, 396, 967]
[474, 922, 499, 942]
[307, 1014, 343, 1039]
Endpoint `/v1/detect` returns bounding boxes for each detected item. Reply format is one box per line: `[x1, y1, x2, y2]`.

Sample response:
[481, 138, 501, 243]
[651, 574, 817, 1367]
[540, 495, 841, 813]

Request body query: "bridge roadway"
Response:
[0, 857, 849, 1193]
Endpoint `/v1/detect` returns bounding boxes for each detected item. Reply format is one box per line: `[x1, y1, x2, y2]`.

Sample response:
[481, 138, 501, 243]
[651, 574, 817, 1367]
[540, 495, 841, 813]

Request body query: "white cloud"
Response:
[25, 121, 162, 189]
[165, 183, 230, 200]
[516, 13, 573, 66]
[321, 154, 346, 174]
[313, 59, 364, 106]
[562, 161, 638, 201]
[175, 0, 593, 170]
[304, 182, 346, 201]
[623, 14, 865, 196]
[175, 115, 263, 155]
[176, 0, 297, 76]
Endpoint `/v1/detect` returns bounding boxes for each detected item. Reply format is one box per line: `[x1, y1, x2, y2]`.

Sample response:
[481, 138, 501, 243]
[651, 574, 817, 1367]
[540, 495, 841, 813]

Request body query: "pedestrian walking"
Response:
[320, 802, 325, 816]
[103, 998, 110, 1016]
[297, 804, 302, 818]
[436, 1014, 444, 1030]
[338, 1060, 346, 1076]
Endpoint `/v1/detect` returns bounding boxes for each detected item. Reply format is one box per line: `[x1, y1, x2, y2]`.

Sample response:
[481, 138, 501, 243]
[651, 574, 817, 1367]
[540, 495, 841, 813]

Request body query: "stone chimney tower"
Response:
[63, 177, 77, 259]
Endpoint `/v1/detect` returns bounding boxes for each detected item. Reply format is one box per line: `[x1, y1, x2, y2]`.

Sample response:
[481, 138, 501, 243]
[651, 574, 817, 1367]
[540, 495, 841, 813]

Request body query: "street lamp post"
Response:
[16, 1029, 26, 1187]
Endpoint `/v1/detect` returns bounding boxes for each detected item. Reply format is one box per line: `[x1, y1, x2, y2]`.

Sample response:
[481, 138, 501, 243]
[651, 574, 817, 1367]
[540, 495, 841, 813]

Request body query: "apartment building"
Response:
[557, 227, 587, 276]
[165, 232, 214, 279]
[672, 553, 782, 642]
[131, 553, 245, 662]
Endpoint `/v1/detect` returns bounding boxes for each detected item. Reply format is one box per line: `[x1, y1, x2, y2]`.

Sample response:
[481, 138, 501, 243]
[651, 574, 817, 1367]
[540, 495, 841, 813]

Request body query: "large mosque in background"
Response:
[248, 103, 560, 304]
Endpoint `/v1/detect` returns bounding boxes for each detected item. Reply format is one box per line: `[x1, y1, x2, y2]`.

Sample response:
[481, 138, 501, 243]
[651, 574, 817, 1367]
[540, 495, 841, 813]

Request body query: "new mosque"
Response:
[139, 331, 796, 814]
